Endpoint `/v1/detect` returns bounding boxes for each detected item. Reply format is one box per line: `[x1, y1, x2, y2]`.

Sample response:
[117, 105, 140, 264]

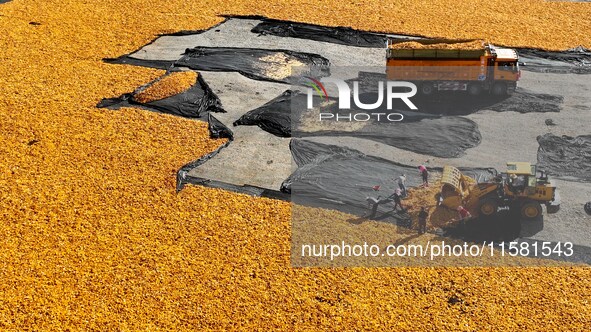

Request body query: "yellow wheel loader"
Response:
[439, 162, 560, 220]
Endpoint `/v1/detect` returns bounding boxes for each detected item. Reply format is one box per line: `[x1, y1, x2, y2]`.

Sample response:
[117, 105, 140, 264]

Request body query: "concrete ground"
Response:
[128, 17, 591, 257]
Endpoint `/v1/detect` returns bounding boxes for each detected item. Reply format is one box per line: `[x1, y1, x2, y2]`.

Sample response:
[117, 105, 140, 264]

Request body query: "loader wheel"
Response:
[420, 83, 435, 95]
[492, 82, 508, 96]
[479, 199, 499, 216]
[584, 202, 591, 215]
[520, 201, 542, 220]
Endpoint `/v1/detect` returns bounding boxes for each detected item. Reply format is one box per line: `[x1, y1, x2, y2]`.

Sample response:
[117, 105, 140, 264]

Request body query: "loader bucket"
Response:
[440, 166, 464, 210]
[441, 166, 463, 192]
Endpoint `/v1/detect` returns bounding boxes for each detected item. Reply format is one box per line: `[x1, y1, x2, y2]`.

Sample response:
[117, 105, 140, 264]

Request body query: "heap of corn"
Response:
[403, 176, 478, 231]
[389, 40, 486, 50]
[258, 52, 306, 80]
[134, 71, 198, 103]
[0, 0, 591, 329]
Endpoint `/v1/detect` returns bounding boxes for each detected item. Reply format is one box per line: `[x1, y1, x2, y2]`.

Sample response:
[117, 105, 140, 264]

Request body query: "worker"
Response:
[391, 188, 405, 212]
[456, 205, 472, 233]
[418, 207, 428, 234]
[396, 174, 407, 197]
[418, 165, 429, 187]
[513, 175, 526, 193]
[457, 206, 471, 220]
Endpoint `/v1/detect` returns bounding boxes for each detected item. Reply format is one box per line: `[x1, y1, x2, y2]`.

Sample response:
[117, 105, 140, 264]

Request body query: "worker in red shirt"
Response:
[457, 206, 472, 220]
[456, 205, 472, 234]
[418, 165, 429, 187]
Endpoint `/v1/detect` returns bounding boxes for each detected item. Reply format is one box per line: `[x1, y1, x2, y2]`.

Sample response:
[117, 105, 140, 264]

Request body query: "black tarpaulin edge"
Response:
[176, 46, 331, 84]
[96, 70, 224, 118]
[176, 113, 234, 191]
[132, 73, 224, 118]
[281, 138, 498, 194]
[175, 113, 289, 200]
[221, 14, 432, 40]
[178, 174, 291, 201]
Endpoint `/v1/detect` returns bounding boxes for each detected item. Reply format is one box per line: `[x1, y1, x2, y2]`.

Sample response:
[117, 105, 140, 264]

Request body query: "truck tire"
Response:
[420, 83, 435, 95]
[479, 198, 499, 216]
[585, 202, 591, 215]
[520, 201, 542, 220]
[468, 84, 482, 96]
[492, 82, 508, 96]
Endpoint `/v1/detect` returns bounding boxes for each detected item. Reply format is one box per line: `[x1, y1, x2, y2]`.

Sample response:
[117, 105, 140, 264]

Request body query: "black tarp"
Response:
[176, 114, 233, 191]
[251, 18, 388, 48]
[283, 138, 497, 217]
[518, 46, 591, 74]
[175, 47, 330, 84]
[537, 133, 591, 182]
[233, 90, 481, 158]
[97, 71, 223, 118]
[249, 18, 481, 48]
[485, 89, 562, 113]
[232, 90, 295, 137]
[103, 57, 174, 71]
[176, 113, 290, 201]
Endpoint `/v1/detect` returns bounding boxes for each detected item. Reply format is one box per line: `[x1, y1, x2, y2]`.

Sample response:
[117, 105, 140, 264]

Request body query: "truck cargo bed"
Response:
[387, 48, 485, 59]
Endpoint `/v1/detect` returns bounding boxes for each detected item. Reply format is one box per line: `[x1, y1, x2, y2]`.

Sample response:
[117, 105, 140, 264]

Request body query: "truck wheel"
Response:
[492, 83, 508, 96]
[468, 84, 482, 96]
[479, 199, 499, 216]
[420, 83, 434, 95]
[520, 201, 542, 220]
[584, 202, 591, 215]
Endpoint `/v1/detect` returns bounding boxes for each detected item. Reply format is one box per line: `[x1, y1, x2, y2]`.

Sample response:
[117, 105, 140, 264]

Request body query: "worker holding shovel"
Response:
[392, 188, 405, 212]
[395, 174, 407, 197]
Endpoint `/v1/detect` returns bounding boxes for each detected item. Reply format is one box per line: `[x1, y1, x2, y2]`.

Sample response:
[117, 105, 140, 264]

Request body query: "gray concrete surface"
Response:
[129, 17, 591, 253]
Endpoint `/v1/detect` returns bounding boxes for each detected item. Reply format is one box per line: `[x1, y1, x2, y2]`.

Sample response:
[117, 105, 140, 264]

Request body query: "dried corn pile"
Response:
[291, 204, 554, 267]
[404, 178, 458, 231]
[133, 71, 198, 103]
[404, 176, 478, 231]
[0, 0, 591, 329]
[389, 40, 486, 50]
[258, 52, 305, 80]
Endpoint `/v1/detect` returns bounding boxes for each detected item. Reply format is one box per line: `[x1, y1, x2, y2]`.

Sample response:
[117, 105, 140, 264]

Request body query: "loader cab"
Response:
[505, 162, 536, 196]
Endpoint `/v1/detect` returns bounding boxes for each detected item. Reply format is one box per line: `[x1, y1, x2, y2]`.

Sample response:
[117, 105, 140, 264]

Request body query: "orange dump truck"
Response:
[386, 40, 520, 95]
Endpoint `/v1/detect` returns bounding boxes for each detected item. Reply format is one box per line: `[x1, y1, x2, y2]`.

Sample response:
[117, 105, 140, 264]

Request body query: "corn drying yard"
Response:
[0, 0, 591, 329]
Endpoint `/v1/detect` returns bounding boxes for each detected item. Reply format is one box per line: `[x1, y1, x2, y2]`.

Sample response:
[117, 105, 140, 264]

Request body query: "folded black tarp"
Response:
[97, 71, 223, 118]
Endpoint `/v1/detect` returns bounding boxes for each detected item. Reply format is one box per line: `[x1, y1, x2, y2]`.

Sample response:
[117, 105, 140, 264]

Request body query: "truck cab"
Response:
[490, 47, 520, 94]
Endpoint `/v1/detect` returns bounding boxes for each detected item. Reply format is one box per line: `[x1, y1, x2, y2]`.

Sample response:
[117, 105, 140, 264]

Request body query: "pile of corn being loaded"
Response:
[404, 179, 462, 231]
[1, 0, 591, 329]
